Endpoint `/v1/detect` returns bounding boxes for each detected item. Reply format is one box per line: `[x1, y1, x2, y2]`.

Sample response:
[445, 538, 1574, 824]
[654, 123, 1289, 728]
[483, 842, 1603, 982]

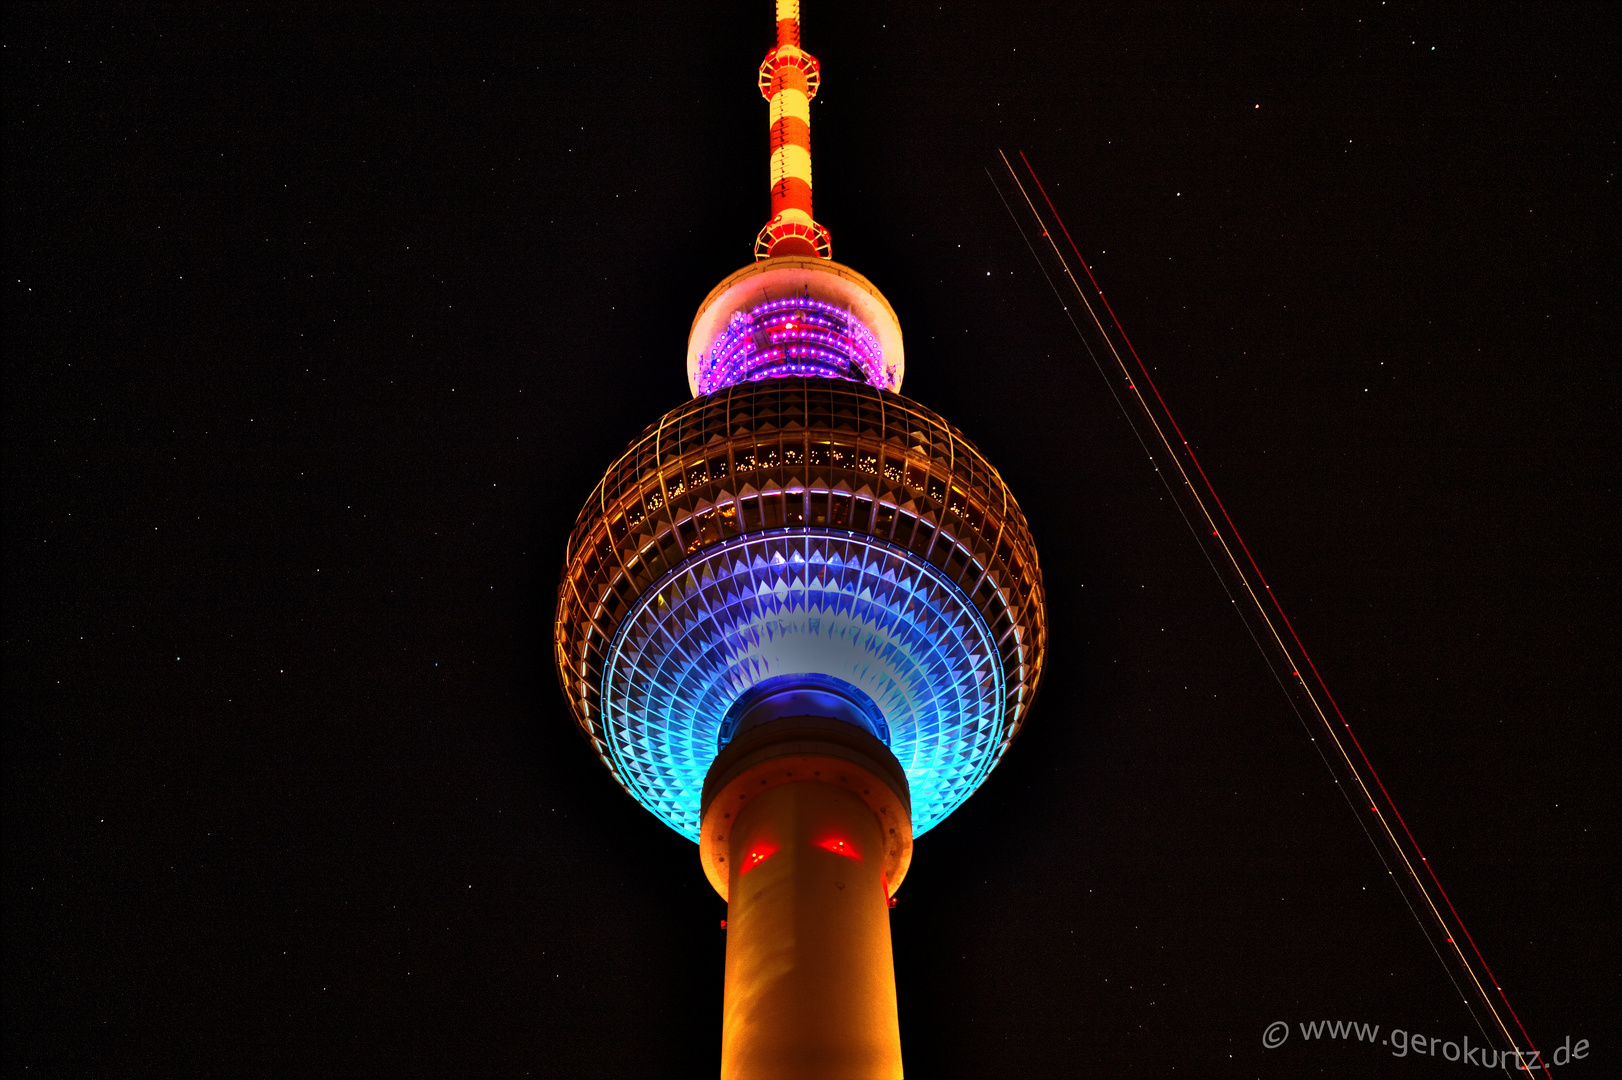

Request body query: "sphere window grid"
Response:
[600, 531, 1007, 839]
[555, 379, 1046, 818]
[561, 525, 1028, 731]
[567, 492, 1025, 681]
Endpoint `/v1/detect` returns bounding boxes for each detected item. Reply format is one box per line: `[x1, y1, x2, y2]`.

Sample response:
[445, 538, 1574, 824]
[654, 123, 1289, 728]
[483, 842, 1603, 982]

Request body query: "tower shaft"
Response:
[700, 695, 913, 1079]
[720, 777, 903, 1080]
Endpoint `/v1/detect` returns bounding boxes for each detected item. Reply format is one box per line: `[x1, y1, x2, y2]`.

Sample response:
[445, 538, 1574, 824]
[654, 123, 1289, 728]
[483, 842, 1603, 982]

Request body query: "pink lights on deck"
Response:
[694, 296, 889, 395]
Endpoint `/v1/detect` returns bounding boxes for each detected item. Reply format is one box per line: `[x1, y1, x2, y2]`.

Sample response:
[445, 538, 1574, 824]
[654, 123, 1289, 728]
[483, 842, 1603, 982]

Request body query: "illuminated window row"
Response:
[593, 432, 1030, 591]
[574, 483, 1035, 659]
[648, 380, 996, 475]
[564, 487, 1041, 663]
[563, 461, 1041, 687]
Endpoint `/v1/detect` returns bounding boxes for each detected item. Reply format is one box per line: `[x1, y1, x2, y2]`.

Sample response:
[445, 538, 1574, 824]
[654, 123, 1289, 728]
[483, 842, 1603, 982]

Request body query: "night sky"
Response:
[5, 4, 1617, 1077]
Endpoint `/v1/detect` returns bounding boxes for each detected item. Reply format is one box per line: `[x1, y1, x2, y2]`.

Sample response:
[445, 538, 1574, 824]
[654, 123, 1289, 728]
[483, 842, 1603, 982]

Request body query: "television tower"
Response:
[553, 3, 1047, 1075]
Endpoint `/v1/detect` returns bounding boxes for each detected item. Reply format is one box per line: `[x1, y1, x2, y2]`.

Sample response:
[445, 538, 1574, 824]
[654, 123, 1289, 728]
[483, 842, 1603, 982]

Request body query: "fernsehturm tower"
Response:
[553, 3, 1048, 1075]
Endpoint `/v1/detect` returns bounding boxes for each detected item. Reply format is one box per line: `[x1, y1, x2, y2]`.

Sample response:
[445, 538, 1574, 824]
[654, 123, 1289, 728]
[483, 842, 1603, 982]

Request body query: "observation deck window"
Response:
[908, 519, 934, 557]
[660, 536, 684, 571]
[894, 510, 916, 546]
[957, 493, 979, 527]
[761, 493, 785, 529]
[809, 491, 830, 527]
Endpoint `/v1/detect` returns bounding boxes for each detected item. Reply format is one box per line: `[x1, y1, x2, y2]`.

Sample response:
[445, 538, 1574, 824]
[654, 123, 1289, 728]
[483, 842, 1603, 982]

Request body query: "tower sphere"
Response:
[554, 306, 1047, 845]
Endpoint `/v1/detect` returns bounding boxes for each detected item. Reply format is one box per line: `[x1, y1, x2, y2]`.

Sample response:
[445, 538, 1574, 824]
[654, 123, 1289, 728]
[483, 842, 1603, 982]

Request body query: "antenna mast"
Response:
[755, 0, 831, 259]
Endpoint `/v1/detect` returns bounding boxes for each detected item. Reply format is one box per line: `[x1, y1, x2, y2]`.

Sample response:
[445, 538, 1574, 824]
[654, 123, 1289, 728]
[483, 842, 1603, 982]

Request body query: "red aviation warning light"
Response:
[816, 836, 862, 861]
[755, 0, 831, 259]
[741, 843, 779, 874]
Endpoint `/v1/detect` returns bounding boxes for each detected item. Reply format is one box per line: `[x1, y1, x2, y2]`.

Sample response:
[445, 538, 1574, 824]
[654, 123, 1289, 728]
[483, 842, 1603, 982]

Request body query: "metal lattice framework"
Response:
[754, 217, 832, 262]
[758, 45, 820, 100]
[555, 377, 1047, 839]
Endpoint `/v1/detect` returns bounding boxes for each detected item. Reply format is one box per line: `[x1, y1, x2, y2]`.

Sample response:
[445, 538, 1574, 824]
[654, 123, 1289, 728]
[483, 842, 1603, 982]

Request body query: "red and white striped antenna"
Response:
[755, 0, 831, 259]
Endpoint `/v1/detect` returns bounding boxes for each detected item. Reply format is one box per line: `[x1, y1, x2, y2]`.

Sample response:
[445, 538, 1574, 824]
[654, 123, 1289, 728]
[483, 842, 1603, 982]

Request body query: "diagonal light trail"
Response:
[991, 148, 1547, 1078]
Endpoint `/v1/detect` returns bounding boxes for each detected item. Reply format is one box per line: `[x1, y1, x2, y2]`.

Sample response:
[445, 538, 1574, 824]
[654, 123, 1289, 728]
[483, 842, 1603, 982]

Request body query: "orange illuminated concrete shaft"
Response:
[721, 777, 902, 1079]
[700, 708, 913, 1080]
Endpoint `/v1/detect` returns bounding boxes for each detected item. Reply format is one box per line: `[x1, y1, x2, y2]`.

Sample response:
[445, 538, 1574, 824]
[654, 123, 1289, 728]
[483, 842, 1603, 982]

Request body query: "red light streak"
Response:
[995, 148, 1549, 1078]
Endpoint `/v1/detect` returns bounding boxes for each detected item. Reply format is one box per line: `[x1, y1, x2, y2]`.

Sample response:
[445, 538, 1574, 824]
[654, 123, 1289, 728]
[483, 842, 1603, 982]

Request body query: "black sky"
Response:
[5, 3, 1617, 1077]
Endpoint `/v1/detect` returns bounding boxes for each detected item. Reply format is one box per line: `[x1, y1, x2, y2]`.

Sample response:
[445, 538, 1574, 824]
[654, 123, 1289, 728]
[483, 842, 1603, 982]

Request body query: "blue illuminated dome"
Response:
[554, 372, 1047, 841]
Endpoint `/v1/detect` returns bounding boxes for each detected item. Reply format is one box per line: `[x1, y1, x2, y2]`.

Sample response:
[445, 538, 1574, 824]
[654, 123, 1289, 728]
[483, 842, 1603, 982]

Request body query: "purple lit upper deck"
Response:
[695, 296, 890, 395]
[687, 256, 907, 398]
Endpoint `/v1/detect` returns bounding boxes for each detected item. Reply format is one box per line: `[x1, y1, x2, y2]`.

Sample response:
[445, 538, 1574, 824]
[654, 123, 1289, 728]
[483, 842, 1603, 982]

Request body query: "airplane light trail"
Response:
[991, 148, 1549, 1079]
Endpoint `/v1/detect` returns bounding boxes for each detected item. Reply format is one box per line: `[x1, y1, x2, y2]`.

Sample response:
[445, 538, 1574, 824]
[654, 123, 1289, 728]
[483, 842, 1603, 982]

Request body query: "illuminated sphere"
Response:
[554, 375, 1047, 840]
